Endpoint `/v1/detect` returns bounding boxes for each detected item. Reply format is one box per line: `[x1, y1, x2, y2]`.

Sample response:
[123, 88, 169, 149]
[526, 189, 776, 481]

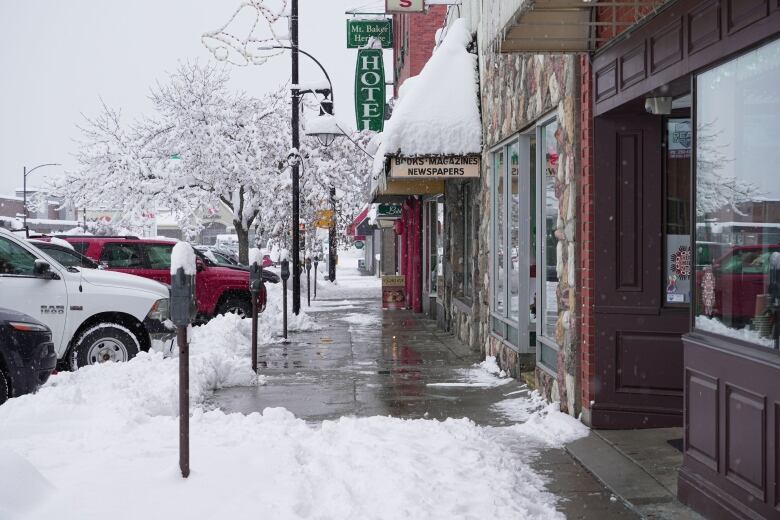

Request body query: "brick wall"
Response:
[579, 55, 595, 418]
[596, 1, 670, 45]
[393, 6, 447, 95]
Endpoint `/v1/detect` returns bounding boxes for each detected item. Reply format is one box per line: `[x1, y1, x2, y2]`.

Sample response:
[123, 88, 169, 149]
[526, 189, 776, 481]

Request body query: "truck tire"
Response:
[0, 369, 8, 405]
[70, 323, 141, 370]
[217, 296, 252, 318]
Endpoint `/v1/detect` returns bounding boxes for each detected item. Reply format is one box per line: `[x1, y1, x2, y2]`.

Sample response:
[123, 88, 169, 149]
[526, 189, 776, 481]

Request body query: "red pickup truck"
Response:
[62, 237, 270, 320]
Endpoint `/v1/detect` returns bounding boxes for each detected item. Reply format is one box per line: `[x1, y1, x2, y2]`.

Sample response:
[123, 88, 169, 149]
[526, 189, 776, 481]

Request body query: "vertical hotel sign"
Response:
[355, 49, 385, 132]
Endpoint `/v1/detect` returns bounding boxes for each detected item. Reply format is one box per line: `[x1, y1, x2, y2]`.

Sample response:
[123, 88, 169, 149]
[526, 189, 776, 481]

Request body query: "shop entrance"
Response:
[592, 96, 691, 429]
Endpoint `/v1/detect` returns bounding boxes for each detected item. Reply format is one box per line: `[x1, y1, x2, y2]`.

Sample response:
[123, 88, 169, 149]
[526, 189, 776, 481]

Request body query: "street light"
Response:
[23, 163, 61, 236]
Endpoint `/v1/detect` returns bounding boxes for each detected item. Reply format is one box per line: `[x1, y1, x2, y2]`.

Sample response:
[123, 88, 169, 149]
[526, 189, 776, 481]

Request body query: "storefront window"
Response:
[665, 112, 692, 306]
[540, 120, 560, 340]
[509, 143, 520, 315]
[695, 37, 780, 350]
[493, 150, 505, 314]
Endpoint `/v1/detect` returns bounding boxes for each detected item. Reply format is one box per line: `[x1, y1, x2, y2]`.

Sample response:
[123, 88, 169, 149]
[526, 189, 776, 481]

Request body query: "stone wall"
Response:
[478, 49, 582, 416]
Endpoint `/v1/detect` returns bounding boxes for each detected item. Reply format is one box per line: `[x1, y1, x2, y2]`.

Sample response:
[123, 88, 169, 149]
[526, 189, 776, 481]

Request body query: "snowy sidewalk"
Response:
[0, 259, 637, 520]
[212, 268, 640, 520]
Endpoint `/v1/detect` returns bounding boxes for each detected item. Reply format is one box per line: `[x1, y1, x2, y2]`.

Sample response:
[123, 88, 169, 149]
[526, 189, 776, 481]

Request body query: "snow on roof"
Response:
[375, 18, 481, 165]
[0, 216, 79, 227]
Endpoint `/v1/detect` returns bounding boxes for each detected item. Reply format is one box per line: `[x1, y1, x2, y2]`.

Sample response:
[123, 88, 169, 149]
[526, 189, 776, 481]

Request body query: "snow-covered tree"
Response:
[57, 62, 373, 263]
[696, 121, 764, 216]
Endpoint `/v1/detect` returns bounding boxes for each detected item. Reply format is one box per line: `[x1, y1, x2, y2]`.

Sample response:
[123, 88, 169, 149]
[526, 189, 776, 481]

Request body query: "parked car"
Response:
[28, 239, 100, 269]
[62, 236, 271, 319]
[0, 229, 173, 370]
[0, 308, 57, 405]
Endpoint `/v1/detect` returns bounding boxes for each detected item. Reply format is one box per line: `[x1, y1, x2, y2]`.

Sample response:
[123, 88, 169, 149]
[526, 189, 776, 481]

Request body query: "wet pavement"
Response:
[210, 286, 639, 519]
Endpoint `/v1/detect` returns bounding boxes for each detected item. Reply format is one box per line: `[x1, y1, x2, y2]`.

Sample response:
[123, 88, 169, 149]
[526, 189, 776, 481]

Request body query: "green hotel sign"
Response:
[355, 48, 386, 132]
[346, 19, 393, 49]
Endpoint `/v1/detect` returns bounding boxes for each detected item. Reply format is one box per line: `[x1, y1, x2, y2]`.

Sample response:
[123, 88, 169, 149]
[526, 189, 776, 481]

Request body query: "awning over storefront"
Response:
[369, 18, 482, 202]
[347, 205, 371, 238]
[494, 0, 663, 53]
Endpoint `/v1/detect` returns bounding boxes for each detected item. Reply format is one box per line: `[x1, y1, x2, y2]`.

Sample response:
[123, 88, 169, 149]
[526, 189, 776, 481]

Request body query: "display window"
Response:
[694, 37, 780, 350]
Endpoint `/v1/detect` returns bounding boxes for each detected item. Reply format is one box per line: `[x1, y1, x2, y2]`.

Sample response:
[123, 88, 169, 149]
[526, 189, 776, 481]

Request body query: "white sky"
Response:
[0, 0, 392, 195]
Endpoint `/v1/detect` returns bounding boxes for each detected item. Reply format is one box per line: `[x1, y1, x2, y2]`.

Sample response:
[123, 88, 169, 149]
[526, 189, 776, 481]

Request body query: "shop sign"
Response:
[377, 203, 401, 218]
[315, 218, 334, 229]
[354, 240, 365, 249]
[389, 156, 480, 179]
[382, 275, 406, 309]
[355, 49, 386, 131]
[347, 19, 392, 49]
[668, 118, 692, 159]
[385, 0, 424, 13]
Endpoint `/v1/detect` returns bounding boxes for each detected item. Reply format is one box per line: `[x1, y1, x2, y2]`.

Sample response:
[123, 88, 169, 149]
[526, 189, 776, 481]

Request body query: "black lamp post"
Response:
[22, 163, 61, 236]
[258, 29, 343, 315]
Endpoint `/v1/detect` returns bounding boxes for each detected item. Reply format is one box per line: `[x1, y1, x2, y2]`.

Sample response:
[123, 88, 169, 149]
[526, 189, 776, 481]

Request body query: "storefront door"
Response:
[592, 110, 689, 428]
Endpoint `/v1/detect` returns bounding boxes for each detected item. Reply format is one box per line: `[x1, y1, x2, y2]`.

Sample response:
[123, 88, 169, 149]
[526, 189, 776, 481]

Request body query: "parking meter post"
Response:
[249, 262, 263, 373]
[305, 257, 312, 307]
[170, 266, 196, 479]
[281, 260, 290, 340]
[313, 256, 319, 300]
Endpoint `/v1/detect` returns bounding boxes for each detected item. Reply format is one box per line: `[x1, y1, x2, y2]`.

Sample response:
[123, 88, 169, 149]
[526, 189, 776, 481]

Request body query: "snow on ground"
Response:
[427, 356, 513, 388]
[337, 312, 381, 326]
[311, 248, 381, 301]
[0, 250, 588, 520]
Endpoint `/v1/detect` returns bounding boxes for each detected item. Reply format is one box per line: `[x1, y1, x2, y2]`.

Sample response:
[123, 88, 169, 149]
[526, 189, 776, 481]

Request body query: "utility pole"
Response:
[291, 0, 301, 315]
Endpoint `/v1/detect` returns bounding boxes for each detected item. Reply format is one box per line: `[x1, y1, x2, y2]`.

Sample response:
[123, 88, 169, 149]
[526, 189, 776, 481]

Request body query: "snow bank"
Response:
[0, 447, 53, 520]
[171, 242, 196, 275]
[428, 356, 512, 388]
[510, 403, 591, 448]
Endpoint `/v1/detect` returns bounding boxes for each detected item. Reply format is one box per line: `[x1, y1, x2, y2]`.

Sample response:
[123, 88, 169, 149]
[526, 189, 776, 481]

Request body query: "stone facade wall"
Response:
[478, 49, 582, 416]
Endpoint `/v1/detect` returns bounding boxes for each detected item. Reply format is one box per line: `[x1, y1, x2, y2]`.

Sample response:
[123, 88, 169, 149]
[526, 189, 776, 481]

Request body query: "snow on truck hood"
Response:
[79, 268, 168, 298]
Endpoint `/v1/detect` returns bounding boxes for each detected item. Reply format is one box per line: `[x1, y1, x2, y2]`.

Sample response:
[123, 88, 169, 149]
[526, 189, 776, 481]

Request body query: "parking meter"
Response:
[305, 257, 312, 307]
[313, 255, 320, 299]
[170, 267, 196, 327]
[249, 262, 264, 310]
[281, 259, 290, 339]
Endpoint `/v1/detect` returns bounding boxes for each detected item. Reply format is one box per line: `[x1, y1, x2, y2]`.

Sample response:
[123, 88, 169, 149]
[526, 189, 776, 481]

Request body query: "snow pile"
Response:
[373, 17, 480, 176]
[170, 242, 196, 275]
[428, 357, 513, 388]
[493, 391, 548, 422]
[0, 447, 53, 520]
[510, 403, 591, 448]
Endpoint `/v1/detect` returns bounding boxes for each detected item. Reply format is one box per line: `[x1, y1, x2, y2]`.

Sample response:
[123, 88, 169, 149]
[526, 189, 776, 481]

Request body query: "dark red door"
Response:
[592, 112, 688, 429]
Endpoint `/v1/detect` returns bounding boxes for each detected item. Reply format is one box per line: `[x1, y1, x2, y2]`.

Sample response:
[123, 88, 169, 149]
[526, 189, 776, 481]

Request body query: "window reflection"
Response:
[541, 121, 560, 339]
[695, 37, 780, 349]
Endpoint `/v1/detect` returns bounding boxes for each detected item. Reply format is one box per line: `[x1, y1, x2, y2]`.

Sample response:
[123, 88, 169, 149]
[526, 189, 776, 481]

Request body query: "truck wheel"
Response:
[217, 296, 252, 318]
[71, 323, 141, 370]
[0, 369, 8, 405]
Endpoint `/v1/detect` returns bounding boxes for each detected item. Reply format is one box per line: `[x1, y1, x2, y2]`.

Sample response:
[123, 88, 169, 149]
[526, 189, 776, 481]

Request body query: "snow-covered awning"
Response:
[369, 18, 481, 202]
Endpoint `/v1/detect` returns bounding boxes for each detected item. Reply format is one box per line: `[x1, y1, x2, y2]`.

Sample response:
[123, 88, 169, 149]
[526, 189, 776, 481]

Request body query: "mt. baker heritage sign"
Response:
[347, 20, 392, 49]
[354, 48, 386, 132]
[389, 156, 481, 178]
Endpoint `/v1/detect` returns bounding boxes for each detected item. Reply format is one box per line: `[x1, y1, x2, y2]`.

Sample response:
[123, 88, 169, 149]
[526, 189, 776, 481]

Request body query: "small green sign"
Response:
[347, 19, 393, 49]
[355, 49, 386, 132]
[354, 240, 365, 249]
[377, 203, 401, 217]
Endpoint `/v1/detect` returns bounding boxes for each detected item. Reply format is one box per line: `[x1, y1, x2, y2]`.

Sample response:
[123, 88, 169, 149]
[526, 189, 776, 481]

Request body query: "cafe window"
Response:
[536, 118, 561, 372]
[490, 131, 538, 352]
[694, 37, 780, 350]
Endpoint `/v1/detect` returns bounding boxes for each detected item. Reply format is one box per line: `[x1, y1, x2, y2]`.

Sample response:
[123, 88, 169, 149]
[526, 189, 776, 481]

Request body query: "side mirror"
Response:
[33, 259, 53, 278]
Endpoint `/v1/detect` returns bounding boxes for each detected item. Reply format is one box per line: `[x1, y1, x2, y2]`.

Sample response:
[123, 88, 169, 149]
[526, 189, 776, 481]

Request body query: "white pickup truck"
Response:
[0, 229, 173, 370]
